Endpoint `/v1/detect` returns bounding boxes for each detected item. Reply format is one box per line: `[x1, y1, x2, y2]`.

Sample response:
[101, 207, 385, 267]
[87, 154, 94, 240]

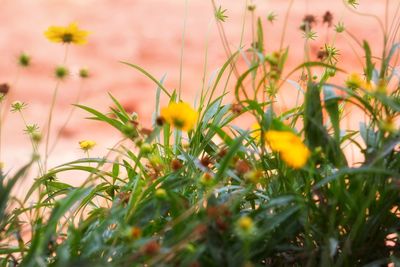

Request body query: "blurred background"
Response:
[0, 0, 389, 171]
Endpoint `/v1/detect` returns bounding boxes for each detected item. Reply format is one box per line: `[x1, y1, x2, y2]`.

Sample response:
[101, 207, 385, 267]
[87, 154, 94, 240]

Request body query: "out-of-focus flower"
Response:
[236, 216, 256, 238]
[265, 130, 310, 169]
[345, 73, 364, 89]
[18, 52, 31, 67]
[0, 83, 10, 96]
[79, 68, 90, 78]
[155, 188, 167, 199]
[79, 140, 96, 151]
[160, 102, 198, 132]
[44, 22, 89, 45]
[55, 66, 69, 79]
[346, 73, 376, 91]
[131, 226, 142, 239]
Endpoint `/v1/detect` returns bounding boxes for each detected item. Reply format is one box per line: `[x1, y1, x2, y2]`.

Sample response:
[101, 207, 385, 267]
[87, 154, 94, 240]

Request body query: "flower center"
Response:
[173, 118, 185, 129]
[62, 33, 73, 43]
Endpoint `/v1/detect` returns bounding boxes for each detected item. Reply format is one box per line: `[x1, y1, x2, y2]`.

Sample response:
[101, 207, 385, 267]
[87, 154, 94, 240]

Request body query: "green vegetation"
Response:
[0, 1, 399, 266]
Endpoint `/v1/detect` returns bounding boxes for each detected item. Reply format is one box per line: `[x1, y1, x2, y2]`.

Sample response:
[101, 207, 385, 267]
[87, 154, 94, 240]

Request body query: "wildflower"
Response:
[380, 117, 397, 134]
[236, 216, 255, 238]
[0, 162, 4, 170]
[215, 6, 228, 22]
[79, 68, 89, 78]
[32, 132, 42, 143]
[79, 140, 96, 151]
[244, 169, 263, 184]
[155, 188, 167, 199]
[345, 73, 364, 89]
[322, 11, 333, 27]
[171, 158, 183, 171]
[200, 156, 213, 168]
[11, 101, 27, 112]
[217, 147, 228, 158]
[0, 83, 10, 96]
[156, 116, 165, 126]
[334, 21, 345, 33]
[265, 130, 310, 169]
[131, 226, 142, 239]
[140, 143, 153, 155]
[55, 66, 69, 79]
[235, 159, 250, 175]
[237, 216, 253, 231]
[247, 4, 256, 11]
[267, 12, 277, 23]
[143, 240, 160, 255]
[347, 0, 359, 8]
[230, 103, 243, 115]
[200, 172, 214, 186]
[18, 52, 31, 67]
[345, 73, 376, 91]
[160, 102, 198, 132]
[44, 22, 89, 45]
[300, 14, 317, 31]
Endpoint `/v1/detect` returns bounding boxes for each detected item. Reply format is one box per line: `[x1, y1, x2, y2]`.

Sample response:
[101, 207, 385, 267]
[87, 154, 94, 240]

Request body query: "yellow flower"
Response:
[160, 102, 198, 131]
[237, 216, 254, 234]
[265, 130, 310, 169]
[345, 72, 364, 89]
[45, 22, 89, 45]
[79, 140, 96, 151]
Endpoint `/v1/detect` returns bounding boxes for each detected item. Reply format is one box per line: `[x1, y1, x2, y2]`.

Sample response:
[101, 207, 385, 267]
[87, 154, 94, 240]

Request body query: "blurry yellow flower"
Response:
[79, 140, 96, 151]
[250, 123, 262, 140]
[345, 72, 364, 89]
[364, 81, 376, 91]
[160, 102, 198, 131]
[345, 72, 377, 91]
[45, 22, 89, 45]
[265, 130, 310, 169]
[237, 216, 253, 231]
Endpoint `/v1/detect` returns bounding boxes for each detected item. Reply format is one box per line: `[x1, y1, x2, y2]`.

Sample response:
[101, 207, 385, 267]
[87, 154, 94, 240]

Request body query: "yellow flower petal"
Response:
[160, 102, 198, 132]
[44, 22, 89, 45]
[265, 130, 310, 169]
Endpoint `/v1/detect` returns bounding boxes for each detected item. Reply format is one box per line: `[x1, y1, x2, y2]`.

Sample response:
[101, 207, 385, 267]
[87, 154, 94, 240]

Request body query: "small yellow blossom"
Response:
[45, 22, 89, 45]
[155, 188, 167, 199]
[160, 102, 198, 131]
[345, 72, 376, 91]
[79, 140, 96, 151]
[236, 216, 255, 237]
[265, 130, 310, 169]
[345, 72, 364, 89]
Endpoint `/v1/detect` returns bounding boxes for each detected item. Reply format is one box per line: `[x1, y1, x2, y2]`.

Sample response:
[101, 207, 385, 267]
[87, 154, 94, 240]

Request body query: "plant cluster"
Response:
[0, 1, 399, 266]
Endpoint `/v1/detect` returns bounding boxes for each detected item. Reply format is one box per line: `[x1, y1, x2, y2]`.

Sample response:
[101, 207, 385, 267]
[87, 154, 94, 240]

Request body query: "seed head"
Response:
[322, 11, 333, 27]
[55, 66, 69, 79]
[18, 52, 31, 67]
[0, 83, 10, 96]
[79, 68, 89, 78]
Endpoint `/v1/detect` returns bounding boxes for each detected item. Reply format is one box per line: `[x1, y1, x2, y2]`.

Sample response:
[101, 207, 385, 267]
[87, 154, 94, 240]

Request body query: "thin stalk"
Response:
[178, 0, 189, 101]
[49, 79, 85, 155]
[43, 44, 69, 172]
[43, 80, 61, 172]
